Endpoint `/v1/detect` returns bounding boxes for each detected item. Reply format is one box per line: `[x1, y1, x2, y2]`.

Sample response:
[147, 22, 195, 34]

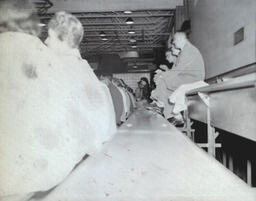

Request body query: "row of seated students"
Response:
[99, 74, 136, 126]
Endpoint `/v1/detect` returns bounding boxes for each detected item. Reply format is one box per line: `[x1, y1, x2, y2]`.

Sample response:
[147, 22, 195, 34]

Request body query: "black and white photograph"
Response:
[0, 0, 255, 200]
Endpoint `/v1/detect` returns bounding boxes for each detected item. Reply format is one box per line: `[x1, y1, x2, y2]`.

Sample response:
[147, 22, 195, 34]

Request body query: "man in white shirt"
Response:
[163, 32, 206, 125]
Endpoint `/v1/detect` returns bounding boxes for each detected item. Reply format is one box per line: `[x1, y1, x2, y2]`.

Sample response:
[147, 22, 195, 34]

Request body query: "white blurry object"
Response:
[48, 36, 116, 153]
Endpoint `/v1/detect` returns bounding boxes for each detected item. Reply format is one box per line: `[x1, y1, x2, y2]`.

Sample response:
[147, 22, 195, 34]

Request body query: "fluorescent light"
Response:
[124, 10, 132, 14]
[38, 23, 46, 27]
[129, 38, 136, 43]
[99, 31, 106, 37]
[131, 45, 137, 48]
[125, 17, 134, 25]
[128, 30, 135, 34]
[101, 37, 108, 41]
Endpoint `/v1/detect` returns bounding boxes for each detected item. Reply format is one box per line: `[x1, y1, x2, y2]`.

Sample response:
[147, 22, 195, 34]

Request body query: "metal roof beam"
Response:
[81, 22, 155, 26]
[39, 13, 174, 19]
[84, 33, 169, 37]
[82, 28, 155, 32]
[83, 46, 164, 50]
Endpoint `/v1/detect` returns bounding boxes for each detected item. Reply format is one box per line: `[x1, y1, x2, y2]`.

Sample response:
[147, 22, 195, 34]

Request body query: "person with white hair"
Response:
[45, 11, 84, 50]
[163, 32, 205, 91]
[163, 31, 206, 125]
[45, 11, 117, 152]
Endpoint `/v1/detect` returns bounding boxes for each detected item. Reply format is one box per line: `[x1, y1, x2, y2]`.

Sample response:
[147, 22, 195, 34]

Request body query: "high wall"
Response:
[189, 0, 256, 79]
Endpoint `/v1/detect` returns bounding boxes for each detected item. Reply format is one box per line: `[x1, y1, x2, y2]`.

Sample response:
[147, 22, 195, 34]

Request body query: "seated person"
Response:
[135, 77, 151, 102]
[98, 80, 117, 138]
[100, 74, 124, 125]
[147, 50, 178, 118]
[164, 32, 206, 126]
[45, 11, 116, 150]
[150, 68, 174, 119]
[112, 78, 130, 122]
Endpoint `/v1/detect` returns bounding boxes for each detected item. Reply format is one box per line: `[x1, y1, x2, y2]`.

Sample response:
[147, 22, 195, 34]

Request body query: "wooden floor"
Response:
[36, 109, 256, 201]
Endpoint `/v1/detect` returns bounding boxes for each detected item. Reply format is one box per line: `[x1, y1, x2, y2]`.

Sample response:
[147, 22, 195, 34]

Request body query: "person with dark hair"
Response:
[135, 77, 151, 102]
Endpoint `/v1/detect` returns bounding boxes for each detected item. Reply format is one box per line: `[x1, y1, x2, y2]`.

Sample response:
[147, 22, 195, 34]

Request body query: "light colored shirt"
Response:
[163, 40, 205, 91]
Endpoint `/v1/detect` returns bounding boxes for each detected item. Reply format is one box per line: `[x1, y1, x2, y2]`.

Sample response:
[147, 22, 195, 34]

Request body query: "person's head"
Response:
[173, 32, 187, 50]
[0, 0, 40, 36]
[45, 11, 84, 49]
[137, 81, 143, 89]
[140, 77, 149, 87]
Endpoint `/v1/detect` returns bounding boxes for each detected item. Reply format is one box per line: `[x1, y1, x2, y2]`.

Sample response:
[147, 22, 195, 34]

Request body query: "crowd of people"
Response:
[0, 0, 207, 200]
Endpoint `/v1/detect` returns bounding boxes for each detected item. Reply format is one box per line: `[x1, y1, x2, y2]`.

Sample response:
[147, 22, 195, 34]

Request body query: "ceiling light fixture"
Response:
[38, 23, 46, 27]
[129, 38, 136, 43]
[128, 30, 135, 34]
[99, 31, 106, 37]
[124, 10, 132, 14]
[125, 17, 134, 25]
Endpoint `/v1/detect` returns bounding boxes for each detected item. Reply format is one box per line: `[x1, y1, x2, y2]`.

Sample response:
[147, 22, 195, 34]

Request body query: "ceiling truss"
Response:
[38, 9, 174, 57]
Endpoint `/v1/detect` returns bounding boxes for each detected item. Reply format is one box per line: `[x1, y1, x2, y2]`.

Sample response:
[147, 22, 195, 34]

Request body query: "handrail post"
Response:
[198, 92, 215, 156]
